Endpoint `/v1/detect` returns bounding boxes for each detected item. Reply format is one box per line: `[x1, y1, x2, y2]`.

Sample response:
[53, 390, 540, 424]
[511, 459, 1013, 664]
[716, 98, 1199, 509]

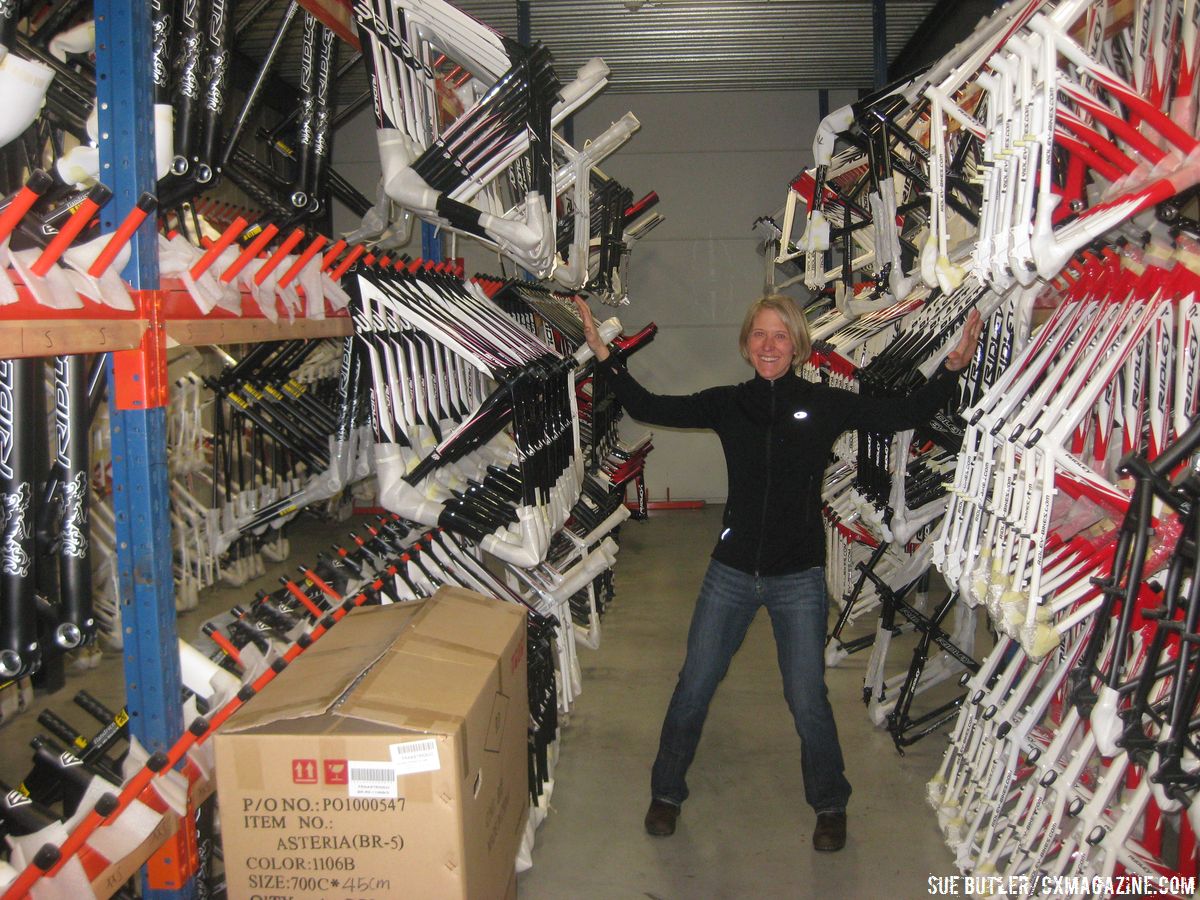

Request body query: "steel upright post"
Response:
[517, 0, 531, 44]
[96, 2, 194, 897]
[873, 0, 888, 90]
[422, 220, 443, 262]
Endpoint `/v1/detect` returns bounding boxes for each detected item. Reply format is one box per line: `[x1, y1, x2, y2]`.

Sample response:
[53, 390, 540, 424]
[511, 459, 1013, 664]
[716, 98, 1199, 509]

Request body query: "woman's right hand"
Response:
[571, 295, 610, 362]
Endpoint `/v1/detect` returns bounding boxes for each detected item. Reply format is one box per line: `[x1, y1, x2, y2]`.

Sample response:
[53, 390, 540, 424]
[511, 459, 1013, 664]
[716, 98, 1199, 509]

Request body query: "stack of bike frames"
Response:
[772, 0, 1200, 355]
[854, 281, 990, 531]
[179, 339, 363, 583]
[917, 0, 1200, 288]
[4, 0, 374, 331]
[0, 350, 110, 687]
[0, 2, 361, 231]
[775, 103, 976, 311]
[819, 414, 983, 752]
[156, 199, 359, 321]
[0, 169, 159, 680]
[350, 262, 650, 704]
[81, 338, 371, 652]
[810, 399, 963, 749]
[928, 416, 1200, 892]
[153, 0, 358, 221]
[802, 279, 1017, 751]
[200, 337, 373, 555]
[353, 0, 653, 285]
[484, 273, 660, 523]
[936, 250, 1200, 661]
[823, 455, 957, 649]
[423, 273, 629, 692]
[149, 1, 376, 314]
[789, 0, 1200, 304]
[482, 277, 658, 486]
[548, 142, 662, 304]
[0, 509, 578, 897]
[351, 262, 622, 568]
[485, 279, 658, 643]
[759, 0, 1200, 746]
[921, 236, 1200, 884]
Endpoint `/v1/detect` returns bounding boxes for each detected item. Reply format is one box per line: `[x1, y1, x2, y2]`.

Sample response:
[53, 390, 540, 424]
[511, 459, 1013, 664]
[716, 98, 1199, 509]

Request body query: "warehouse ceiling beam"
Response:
[872, 0, 886, 90]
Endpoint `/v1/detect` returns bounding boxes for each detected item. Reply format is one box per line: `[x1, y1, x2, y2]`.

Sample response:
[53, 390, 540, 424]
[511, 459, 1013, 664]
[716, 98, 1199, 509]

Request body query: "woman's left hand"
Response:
[944, 309, 983, 372]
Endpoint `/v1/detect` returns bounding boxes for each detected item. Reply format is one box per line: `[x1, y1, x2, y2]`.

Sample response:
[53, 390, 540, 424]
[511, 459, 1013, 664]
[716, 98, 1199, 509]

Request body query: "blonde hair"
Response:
[738, 294, 812, 369]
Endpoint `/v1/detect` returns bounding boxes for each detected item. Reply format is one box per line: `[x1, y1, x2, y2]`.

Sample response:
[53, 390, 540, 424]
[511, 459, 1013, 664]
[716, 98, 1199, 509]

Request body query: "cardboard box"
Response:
[214, 587, 529, 900]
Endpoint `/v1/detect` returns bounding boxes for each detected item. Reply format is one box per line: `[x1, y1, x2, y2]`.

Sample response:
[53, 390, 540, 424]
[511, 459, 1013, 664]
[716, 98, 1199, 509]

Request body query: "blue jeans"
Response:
[650, 559, 852, 814]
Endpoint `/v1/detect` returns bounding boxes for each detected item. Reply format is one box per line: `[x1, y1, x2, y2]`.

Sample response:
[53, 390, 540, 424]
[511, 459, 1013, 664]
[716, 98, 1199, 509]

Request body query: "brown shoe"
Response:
[813, 811, 846, 851]
[644, 799, 680, 836]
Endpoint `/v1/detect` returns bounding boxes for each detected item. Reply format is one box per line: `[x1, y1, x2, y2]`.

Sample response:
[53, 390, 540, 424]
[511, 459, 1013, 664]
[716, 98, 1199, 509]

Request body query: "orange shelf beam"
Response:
[297, 0, 360, 51]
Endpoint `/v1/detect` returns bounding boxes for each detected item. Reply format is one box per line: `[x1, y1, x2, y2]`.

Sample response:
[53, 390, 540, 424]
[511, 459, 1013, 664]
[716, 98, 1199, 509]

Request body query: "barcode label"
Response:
[389, 738, 440, 775]
[347, 761, 398, 798]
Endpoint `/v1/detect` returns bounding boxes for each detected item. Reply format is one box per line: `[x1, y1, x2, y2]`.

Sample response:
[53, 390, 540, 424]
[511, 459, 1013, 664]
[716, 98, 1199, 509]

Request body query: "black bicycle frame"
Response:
[0, 358, 40, 678]
[51, 353, 94, 649]
[172, 0, 205, 176]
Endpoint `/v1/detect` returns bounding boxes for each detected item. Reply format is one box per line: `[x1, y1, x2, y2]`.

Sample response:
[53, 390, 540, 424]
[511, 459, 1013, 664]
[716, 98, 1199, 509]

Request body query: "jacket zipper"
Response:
[754, 379, 775, 576]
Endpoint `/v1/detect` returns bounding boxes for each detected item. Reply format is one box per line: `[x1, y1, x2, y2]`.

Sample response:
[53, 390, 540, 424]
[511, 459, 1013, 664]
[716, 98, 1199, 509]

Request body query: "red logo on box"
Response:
[292, 759, 318, 784]
[323, 759, 348, 784]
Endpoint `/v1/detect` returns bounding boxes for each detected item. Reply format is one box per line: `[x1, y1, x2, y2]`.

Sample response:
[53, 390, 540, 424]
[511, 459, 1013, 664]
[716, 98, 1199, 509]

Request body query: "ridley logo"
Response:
[352, 1, 434, 77]
[1156, 325, 1171, 412]
[0, 360, 15, 481]
[53, 358, 71, 466]
[180, 0, 199, 28]
[1185, 329, 1198, 415]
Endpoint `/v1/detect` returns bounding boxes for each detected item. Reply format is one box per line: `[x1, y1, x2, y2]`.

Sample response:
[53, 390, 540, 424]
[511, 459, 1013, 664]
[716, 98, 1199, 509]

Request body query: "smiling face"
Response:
[746, 308, 795, 381]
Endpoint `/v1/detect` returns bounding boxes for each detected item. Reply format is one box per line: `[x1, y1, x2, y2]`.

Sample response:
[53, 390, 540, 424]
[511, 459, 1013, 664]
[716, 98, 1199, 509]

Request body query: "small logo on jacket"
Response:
[793, 410, 808, 420]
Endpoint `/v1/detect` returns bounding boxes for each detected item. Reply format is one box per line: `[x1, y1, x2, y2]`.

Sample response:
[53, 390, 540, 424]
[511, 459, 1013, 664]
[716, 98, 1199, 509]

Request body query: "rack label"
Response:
[347, 761, 398, 798]
[389, 738, 440, 775]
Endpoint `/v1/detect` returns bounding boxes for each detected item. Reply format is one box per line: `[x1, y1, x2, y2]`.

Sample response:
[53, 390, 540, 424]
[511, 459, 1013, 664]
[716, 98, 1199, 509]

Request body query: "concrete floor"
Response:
[517, 504, 961, 900]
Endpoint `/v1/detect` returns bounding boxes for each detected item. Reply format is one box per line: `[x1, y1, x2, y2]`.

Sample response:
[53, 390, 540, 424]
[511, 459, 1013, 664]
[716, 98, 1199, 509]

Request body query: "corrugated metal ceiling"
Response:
[519, 0, 936, 92]
[232, 0, 939, 116]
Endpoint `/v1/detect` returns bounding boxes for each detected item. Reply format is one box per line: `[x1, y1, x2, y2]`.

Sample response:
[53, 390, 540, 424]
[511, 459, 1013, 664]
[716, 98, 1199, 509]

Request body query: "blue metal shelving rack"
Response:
[95, 3, 193, 896]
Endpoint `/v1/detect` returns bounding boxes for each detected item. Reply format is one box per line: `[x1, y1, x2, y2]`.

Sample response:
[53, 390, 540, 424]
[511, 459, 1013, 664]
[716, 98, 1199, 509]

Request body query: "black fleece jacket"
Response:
[600, 357, 961, 576]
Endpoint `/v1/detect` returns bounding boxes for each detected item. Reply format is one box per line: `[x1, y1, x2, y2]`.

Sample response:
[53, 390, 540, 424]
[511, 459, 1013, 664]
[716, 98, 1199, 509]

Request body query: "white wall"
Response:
[329, 109, 381, 236]
[330, 87, 858, 502]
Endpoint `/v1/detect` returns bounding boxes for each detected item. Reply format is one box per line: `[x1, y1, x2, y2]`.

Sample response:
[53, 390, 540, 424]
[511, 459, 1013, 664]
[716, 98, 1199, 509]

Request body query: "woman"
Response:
[573, 293, 982, 851]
